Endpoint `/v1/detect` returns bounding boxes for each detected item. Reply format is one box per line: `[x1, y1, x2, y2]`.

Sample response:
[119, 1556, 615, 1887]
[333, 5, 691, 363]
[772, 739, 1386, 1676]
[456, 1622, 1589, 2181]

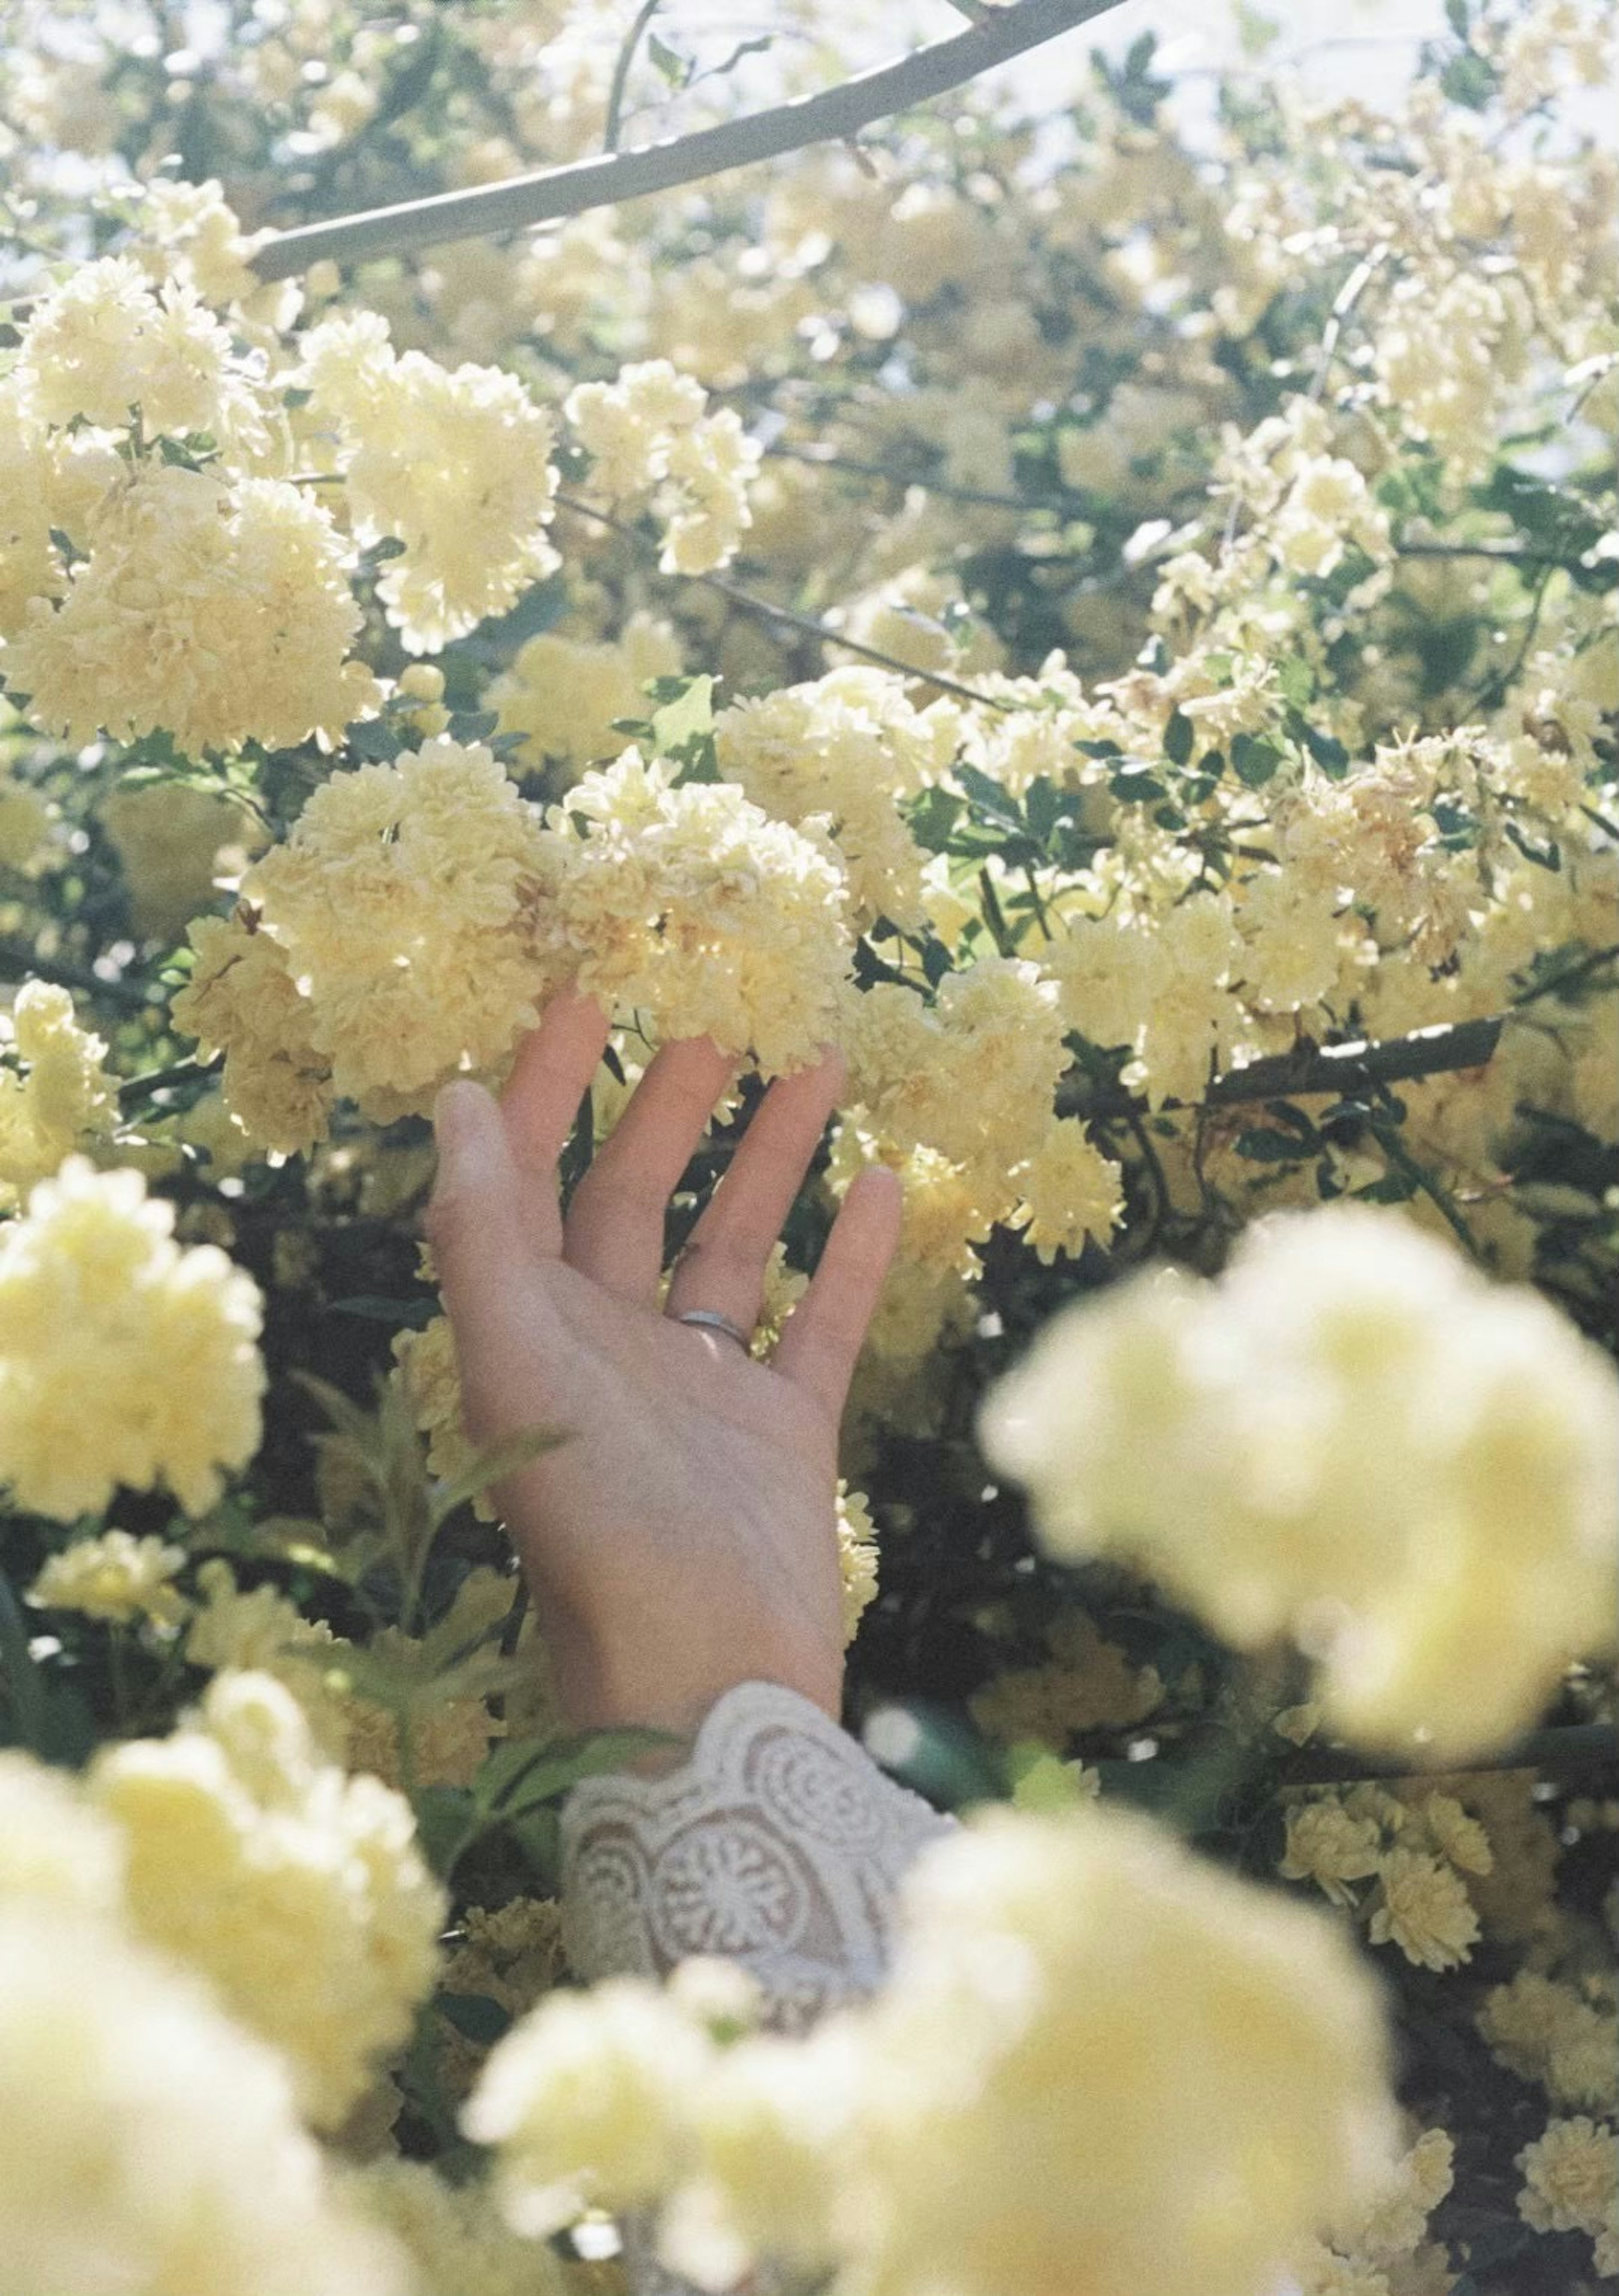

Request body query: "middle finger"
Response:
[563, 1036, 736, 1303]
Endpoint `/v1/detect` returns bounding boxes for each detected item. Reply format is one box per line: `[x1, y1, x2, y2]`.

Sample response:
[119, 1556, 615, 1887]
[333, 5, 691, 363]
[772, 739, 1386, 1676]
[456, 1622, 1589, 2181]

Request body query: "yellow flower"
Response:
[1007, 1116, 1125, 1264]
[665, 1803, 1400, 2296]
[981, 1203, 1619, 1762]
[1516, 2115, 1617, 2242]
[101, 781, 265, 944]
[836, 1483, 880, 1641]
[1279, 1797, 1385, 1910]
[27, 1529, 189, 1629]
[6, 462, 380, 756]
[171, 913, 334, 1157]
[339, 2156, 568, 2296]
[464, 1974, 713, 2234]
[90, 1669, 447, 2131]
[300, 315, 560, 653]
[242, 738, 550, 1115]
[536, 749, 854, 1077]
[0, 1903, 408, 2296]
[0, 980, 116, 1200]
[0, 1749, 126, 1914]
[489, 613, 681, 772]
[0, 1159, 264, 1520]
[1367, 1848, 1480, 1972]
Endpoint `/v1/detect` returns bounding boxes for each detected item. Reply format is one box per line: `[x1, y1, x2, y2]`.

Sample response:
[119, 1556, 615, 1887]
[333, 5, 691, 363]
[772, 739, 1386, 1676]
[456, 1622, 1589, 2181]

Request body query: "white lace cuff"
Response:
[559, 1680, 957, 2028]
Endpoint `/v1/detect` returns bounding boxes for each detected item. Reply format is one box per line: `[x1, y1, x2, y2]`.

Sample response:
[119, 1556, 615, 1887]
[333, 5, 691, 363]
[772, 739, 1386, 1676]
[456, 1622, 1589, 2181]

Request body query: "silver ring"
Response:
[673, 1307, 753, 1350]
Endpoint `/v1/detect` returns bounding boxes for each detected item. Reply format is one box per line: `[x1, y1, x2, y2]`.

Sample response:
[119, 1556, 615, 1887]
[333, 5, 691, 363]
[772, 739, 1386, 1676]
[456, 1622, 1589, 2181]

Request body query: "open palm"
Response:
[427, 994, 901, 1741]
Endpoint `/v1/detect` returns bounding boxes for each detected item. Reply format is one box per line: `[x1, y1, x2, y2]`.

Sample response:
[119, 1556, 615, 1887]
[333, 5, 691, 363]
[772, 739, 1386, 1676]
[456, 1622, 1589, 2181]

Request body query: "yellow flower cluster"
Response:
[1280, 1785, 1494, 1973]
[299, 312, 561, 652]
[171, 914, 335, 1156]
[11, 252, 264, 446]
[0, 248, 382, 755]
[1293, 2125, 1455, 2296]
[982, 1201, 1619, 1760]
[6, 460, 379, 756]
[1516, 2116, 1618, 2275]
[970, 1607, 1164, 1750]
[101, 779, 265, 943]
[564, 359, 759, 573]
[468, 1803, 1397, 2296]
[89, 1668, 447, 2129]
[534, 750, 854, 1074]
[489, 612, 681, 772]
[0, 1158, 264, 1520]
[184, 1557, 508, 1794]
[1479, 1969, 1618, 2113]
[0, 1746, 408, 2296]
[339, 2156, 569, 2296]
[27, 1527, 189, 1628]
[844, 959, 1121, 1281]
[182, 737, 550, 1128]
[0, 978, 115, 1202]
[713, 667, 957, 929]
[244, 733, 550, 1112]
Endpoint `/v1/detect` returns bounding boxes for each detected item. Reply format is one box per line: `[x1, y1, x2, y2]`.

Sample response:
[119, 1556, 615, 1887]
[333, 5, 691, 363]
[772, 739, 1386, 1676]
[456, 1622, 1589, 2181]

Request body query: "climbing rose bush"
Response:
[0, 3, 1616, 2292]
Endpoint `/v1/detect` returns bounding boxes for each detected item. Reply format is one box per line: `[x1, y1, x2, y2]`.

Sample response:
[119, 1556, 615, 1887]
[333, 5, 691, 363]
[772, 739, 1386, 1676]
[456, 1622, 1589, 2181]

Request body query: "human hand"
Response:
[426, 995, 902, 1744]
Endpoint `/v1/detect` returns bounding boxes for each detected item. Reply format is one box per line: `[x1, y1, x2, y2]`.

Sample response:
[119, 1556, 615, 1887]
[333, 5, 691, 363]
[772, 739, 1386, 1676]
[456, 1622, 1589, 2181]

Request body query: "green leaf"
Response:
[1162, 709, 1194, 766]
[429, 1424, 569, 1529]
[447, 710, 499, 743]
[650, 673, 715, 760]
[347, 718, 403, 762]
[1229, 733, 1281, 789]
[1234, 1128, 1311, 1163]
[956, 764, 1025, 835]
[1439, 46, 1498, 107]
[907, 786, 964, 853]
[1299, 722, 1350, 778]
[1444, 0, 1469, 32]
[1277, 657, 1315, 710]
[475, 1724, 681, 1817]
[436, 1990, 514, 2046]
[1262, 1100, 1319, 1141]
[411, 1785, 480, 1878]
[647, 31, 688, 85]
[0, 1570, 49, 1754]
[1110, 769, 1167, 804]
[1502, 819, 1561, 871]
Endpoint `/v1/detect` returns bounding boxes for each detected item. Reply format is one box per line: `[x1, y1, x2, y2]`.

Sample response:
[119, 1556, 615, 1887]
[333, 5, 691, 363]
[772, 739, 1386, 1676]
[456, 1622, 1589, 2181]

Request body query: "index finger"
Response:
[497, 991, 613, 1249]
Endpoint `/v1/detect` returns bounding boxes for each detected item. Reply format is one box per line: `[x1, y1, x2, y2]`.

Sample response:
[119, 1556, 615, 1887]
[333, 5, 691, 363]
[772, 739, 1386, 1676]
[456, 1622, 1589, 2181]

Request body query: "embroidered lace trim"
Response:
[560, 1679, 957, 2029]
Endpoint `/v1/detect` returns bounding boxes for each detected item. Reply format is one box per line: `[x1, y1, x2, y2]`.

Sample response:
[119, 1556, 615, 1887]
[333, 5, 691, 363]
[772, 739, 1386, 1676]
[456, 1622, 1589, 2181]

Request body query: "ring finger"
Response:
[664, 1050, 847, 1340]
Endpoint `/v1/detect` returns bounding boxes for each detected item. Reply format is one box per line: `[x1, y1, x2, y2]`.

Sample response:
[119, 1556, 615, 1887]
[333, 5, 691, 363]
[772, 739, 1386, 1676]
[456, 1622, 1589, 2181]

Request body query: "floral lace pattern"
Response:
[560, 1680, 957, 2028]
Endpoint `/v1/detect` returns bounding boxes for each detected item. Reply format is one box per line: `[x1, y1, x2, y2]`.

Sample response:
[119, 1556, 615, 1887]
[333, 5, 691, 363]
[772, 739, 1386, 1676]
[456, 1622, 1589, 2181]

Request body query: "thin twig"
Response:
[1277, 1720, 1619, 1787]
[552, 490, 1013, 708]
[603, 0, 665, 154]
[0, 943, 151, 1009]
[765, 441, 1037, 511]
[117, 1055, 221, 1108]
[1060, 1015, 1507, 1122]
[250, 0, 1130, 278]
[1398, 539, 1591, 570]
